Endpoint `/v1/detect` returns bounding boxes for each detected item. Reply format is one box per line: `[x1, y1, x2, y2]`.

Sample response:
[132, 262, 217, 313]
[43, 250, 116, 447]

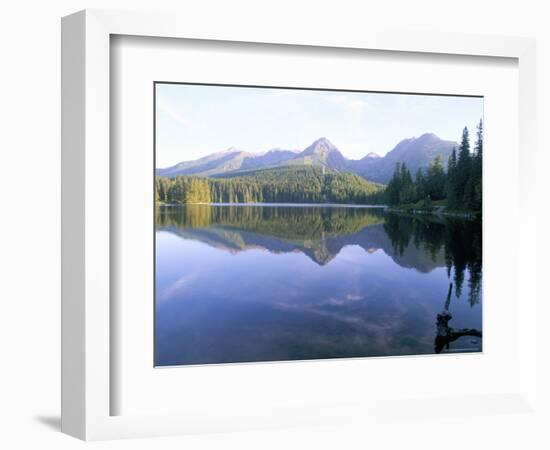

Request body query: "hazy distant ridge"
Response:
[157, 134, 457, 183]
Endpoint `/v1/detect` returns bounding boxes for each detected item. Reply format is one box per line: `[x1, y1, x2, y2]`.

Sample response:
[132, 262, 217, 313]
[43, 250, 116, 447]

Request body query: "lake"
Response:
[155, 204, 482, 366]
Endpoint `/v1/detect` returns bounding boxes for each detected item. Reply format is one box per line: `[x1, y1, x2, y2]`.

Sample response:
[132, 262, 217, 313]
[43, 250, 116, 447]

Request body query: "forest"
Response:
[385, 121, 483, 213]
[156, 166, 384, 205]
[156, 121, 482, 213]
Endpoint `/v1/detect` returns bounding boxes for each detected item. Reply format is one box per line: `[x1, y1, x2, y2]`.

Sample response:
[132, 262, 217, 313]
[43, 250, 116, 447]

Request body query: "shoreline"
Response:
[386, 205, 480, 220]
[158, 202, 388, 208]
[156, 202, 479, 219]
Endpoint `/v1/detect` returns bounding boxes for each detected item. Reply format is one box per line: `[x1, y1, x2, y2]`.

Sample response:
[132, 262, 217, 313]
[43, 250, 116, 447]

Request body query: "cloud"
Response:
[157, 100, 193, 128]
[158, 273, 198, 302]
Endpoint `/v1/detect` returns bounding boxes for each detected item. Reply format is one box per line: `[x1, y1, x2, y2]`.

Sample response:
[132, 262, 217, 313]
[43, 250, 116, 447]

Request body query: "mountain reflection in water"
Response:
[155, 204, 482, 366]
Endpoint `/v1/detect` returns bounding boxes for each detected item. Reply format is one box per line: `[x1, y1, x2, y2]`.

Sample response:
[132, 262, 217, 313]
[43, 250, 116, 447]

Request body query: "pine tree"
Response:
[455, 127, 472, 210]
[461, 121, 483, 212]
[471, 119, 483, 211]
[385, 162, 402, 206]
[399, 163, 415, 204]
[446, 147, 458, 208]
[425, 154, 446, 200]
[415, 168, 425, 202]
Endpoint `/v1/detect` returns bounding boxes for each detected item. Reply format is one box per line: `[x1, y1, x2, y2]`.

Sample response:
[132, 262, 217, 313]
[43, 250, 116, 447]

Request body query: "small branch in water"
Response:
[435, 310, 482, 354]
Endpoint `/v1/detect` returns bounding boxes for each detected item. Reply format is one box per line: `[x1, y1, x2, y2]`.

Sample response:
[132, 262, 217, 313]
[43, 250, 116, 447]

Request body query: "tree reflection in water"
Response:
[383, 213, 482, 307]
[157, 205, 482, 306]
[155, 205, 483, 364]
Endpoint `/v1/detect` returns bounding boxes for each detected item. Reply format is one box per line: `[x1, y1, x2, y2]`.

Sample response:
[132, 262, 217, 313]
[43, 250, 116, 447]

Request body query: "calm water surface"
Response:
[155, 204, 482, 366]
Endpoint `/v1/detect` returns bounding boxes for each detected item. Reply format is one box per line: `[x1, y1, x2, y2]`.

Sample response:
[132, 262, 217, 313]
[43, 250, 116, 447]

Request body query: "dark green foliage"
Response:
[398, 163, 416, 204]
[464, 120, 483, 212]
[415, 168, 426, 200]
[157, 166, 384, 205]
[385, 162, 402, 206]
[156, 176, 210, 204]
[446, 123, 482, 212]
[424, 155, 446, 200]
[385, 123, 483, 214]
[446, 147, 458, 207]
[453, 127, 472, 207]
[384, 162, 418, 205]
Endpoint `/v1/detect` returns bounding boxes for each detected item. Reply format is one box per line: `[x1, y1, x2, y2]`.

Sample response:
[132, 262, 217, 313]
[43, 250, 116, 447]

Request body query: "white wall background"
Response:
[0, 1, 547, 449]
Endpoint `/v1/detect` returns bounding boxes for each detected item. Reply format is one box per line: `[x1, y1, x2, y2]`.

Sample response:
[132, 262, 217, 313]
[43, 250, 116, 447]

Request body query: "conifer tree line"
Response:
[156, 166, 383, 205]
[156, 121, 482, 210]
[385, 120, 483, 212]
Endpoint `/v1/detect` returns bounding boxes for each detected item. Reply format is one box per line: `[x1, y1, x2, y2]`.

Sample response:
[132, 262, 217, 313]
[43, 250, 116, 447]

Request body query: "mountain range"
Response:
[156, 133, 457, 184]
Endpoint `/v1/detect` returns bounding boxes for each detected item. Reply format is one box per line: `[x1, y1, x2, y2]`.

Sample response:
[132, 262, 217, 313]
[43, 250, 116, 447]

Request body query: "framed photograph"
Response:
[153, 82, 484, 367]
[62, 9, 538, 441]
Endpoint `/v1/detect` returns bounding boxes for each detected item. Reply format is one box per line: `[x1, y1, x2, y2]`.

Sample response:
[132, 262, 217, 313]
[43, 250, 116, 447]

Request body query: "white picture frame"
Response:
[61, 9, 538, 441]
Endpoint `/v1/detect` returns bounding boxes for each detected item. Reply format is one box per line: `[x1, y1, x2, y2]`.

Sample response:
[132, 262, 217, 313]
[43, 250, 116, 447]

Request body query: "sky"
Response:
[155, 83, 484, 168]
